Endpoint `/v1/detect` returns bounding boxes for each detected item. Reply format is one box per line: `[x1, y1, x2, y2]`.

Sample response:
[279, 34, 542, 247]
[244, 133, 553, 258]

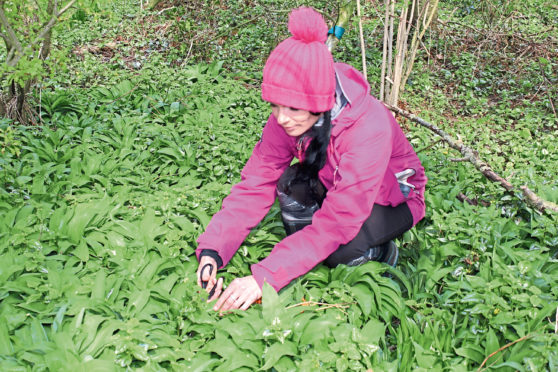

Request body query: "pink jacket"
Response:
[196, 63, 427, 291]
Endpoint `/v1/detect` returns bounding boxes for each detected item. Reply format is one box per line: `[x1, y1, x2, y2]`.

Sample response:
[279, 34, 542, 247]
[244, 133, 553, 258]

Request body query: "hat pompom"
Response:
[288, 7, 328, 44]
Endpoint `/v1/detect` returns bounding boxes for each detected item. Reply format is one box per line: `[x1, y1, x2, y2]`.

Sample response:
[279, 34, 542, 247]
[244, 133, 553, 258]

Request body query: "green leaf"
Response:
[67, 202, 99, 244]
[361, 318, 385, 345]
[300, 318, 338, 345]
[0, 317, 14, 355]
[170, 102, 180, 113]
[127, 289, 150, 315]
[74, 240, 89, 262]
[485, 328, 499, 355]
[51, 305, 67, 334]
[260, 341, 297, 370]
[15, 176, 32, 185]
[455, 344, 484, 364]
[262, 282, 279, 323]
[91, 270, 106, 300]
[351, 283, 374, 317]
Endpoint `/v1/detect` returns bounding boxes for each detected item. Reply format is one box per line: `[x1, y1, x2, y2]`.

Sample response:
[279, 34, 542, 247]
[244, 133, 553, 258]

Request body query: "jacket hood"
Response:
[332, 63, 373, 136]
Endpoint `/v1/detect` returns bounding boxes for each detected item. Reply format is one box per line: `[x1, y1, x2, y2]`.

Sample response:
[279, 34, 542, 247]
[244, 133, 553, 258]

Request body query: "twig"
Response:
[156, 6, 175, 15]
[183, 39, 194, 65]
[547, 91, 557, 119]
[416, 137, 443, 153]
[476, 334, 534, 372]
[456, 192, 490, 207]
[356, 0, 367, 79]
[380, 0, 389, 100]
[106, 83, 140, 105]
[0, 7, 23, 55]
[456, 193, 475, 206]
[286, 300, 352, 315]
[450, 157, 468, 162]
[205, 16, 260, 44]
[386, 104, 558, 214]
[386, 0, 395, 100]
[538, 59, 558, 119]
[555, 306, 557, 334]
[286, 300, 351, 309]
[16, 0, 77, 66]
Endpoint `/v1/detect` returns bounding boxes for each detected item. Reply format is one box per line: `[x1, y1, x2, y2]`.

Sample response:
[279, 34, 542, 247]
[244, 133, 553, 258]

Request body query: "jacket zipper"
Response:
[333, 166, 339, 186]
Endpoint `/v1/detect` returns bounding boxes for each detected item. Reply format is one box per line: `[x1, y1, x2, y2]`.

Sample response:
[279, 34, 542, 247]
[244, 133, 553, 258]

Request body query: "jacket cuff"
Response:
[199, 249, 223, 268]
[251, 263, 280, 291]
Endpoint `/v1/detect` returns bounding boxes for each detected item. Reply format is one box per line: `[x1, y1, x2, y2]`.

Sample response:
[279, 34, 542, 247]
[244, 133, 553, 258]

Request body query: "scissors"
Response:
[200, 263, 216, 298]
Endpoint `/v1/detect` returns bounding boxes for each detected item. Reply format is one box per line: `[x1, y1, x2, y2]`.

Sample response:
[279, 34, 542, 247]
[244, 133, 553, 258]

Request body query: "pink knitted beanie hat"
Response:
[262, 7, 335, 113]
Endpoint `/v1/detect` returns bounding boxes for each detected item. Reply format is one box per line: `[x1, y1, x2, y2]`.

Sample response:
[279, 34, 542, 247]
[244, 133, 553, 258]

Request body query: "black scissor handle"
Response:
[200, 263, 216, 298]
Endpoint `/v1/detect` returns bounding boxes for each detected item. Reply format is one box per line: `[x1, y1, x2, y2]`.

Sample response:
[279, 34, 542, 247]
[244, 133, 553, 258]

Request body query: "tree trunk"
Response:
[40, 0, 55, 60]
[326, 0, 355, 52]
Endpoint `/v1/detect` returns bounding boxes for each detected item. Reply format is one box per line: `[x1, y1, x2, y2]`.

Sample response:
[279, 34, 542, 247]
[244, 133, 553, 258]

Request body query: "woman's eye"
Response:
[289, 107, 299, 111]
[270, 103, 277, 108]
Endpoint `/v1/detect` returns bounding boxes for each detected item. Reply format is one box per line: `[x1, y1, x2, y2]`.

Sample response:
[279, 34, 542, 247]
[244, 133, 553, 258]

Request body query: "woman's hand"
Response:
[213, 275, 262, 312]
[196, 256, 223, 302]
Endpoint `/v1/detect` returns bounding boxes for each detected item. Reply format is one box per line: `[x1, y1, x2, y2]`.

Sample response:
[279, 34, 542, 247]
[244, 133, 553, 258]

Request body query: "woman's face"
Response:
[270, 103, 321, 137]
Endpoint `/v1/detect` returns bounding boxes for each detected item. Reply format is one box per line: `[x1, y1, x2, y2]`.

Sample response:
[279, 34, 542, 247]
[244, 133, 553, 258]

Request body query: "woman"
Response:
[195, 7, 427, 312]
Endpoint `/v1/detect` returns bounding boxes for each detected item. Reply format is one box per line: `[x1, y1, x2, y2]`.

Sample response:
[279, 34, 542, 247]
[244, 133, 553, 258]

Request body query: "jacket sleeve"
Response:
[196, 115, 293, 267]
[251, 114, 393, 291]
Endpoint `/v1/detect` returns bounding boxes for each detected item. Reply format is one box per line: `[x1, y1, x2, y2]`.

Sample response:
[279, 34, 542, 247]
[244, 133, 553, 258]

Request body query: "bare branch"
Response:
[22, 0, 76, 60]
[450, 157, 468, 162]
[386, 104, 558, 214]
[40, 0, 55, 59]
[57, 0, 76, 17]
[156, 6, 175, 15]
[355, 0, 367, 79]
[0, 7, 23, 53]
[401, 0, 439, 90]
[380, 0, 389, 101]
[521, 186, 558, 214]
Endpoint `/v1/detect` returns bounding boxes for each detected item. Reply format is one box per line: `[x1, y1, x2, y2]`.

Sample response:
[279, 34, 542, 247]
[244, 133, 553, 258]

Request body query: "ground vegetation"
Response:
[0, 0, 556, 370]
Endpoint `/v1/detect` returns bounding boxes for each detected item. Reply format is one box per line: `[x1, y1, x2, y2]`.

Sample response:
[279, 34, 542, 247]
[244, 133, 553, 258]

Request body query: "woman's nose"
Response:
[276, 109, 289, 125]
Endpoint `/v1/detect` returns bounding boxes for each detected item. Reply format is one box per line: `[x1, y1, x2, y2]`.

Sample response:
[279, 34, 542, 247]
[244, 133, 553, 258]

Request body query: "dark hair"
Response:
[289, 110, 332, 202]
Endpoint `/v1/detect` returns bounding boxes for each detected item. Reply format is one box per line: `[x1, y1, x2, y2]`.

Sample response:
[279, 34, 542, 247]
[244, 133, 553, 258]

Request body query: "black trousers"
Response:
[277, 164, 413, 267]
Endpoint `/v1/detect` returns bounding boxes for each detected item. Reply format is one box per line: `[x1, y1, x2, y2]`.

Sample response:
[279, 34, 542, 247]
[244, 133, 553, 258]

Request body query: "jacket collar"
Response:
[331, 72, 350, 120]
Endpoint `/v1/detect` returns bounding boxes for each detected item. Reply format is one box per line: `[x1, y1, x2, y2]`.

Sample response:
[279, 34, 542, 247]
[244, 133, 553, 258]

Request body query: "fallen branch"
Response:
[386, 104, 558, 214]
[457, 192, 490, 207]
[521, 186, 558, 214]
[457, 192, 475, 206]
[476, 334, 534, 372]
[450, 157, 468, 162]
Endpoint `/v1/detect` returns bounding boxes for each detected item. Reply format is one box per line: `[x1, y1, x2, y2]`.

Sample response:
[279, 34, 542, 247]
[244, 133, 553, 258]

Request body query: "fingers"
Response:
[214, 280, 245, 312]
[210, 276, 262, 312]
[214, 285, 234, 311]
[196, 256, 217, 288]
[208, 277, 223, 302]
[201, 265, 213, 281]
[240, 295, 258, 311]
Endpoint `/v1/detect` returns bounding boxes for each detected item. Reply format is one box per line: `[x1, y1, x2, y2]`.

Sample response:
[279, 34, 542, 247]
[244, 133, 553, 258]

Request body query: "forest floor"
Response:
[0, 0, 557, 371]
